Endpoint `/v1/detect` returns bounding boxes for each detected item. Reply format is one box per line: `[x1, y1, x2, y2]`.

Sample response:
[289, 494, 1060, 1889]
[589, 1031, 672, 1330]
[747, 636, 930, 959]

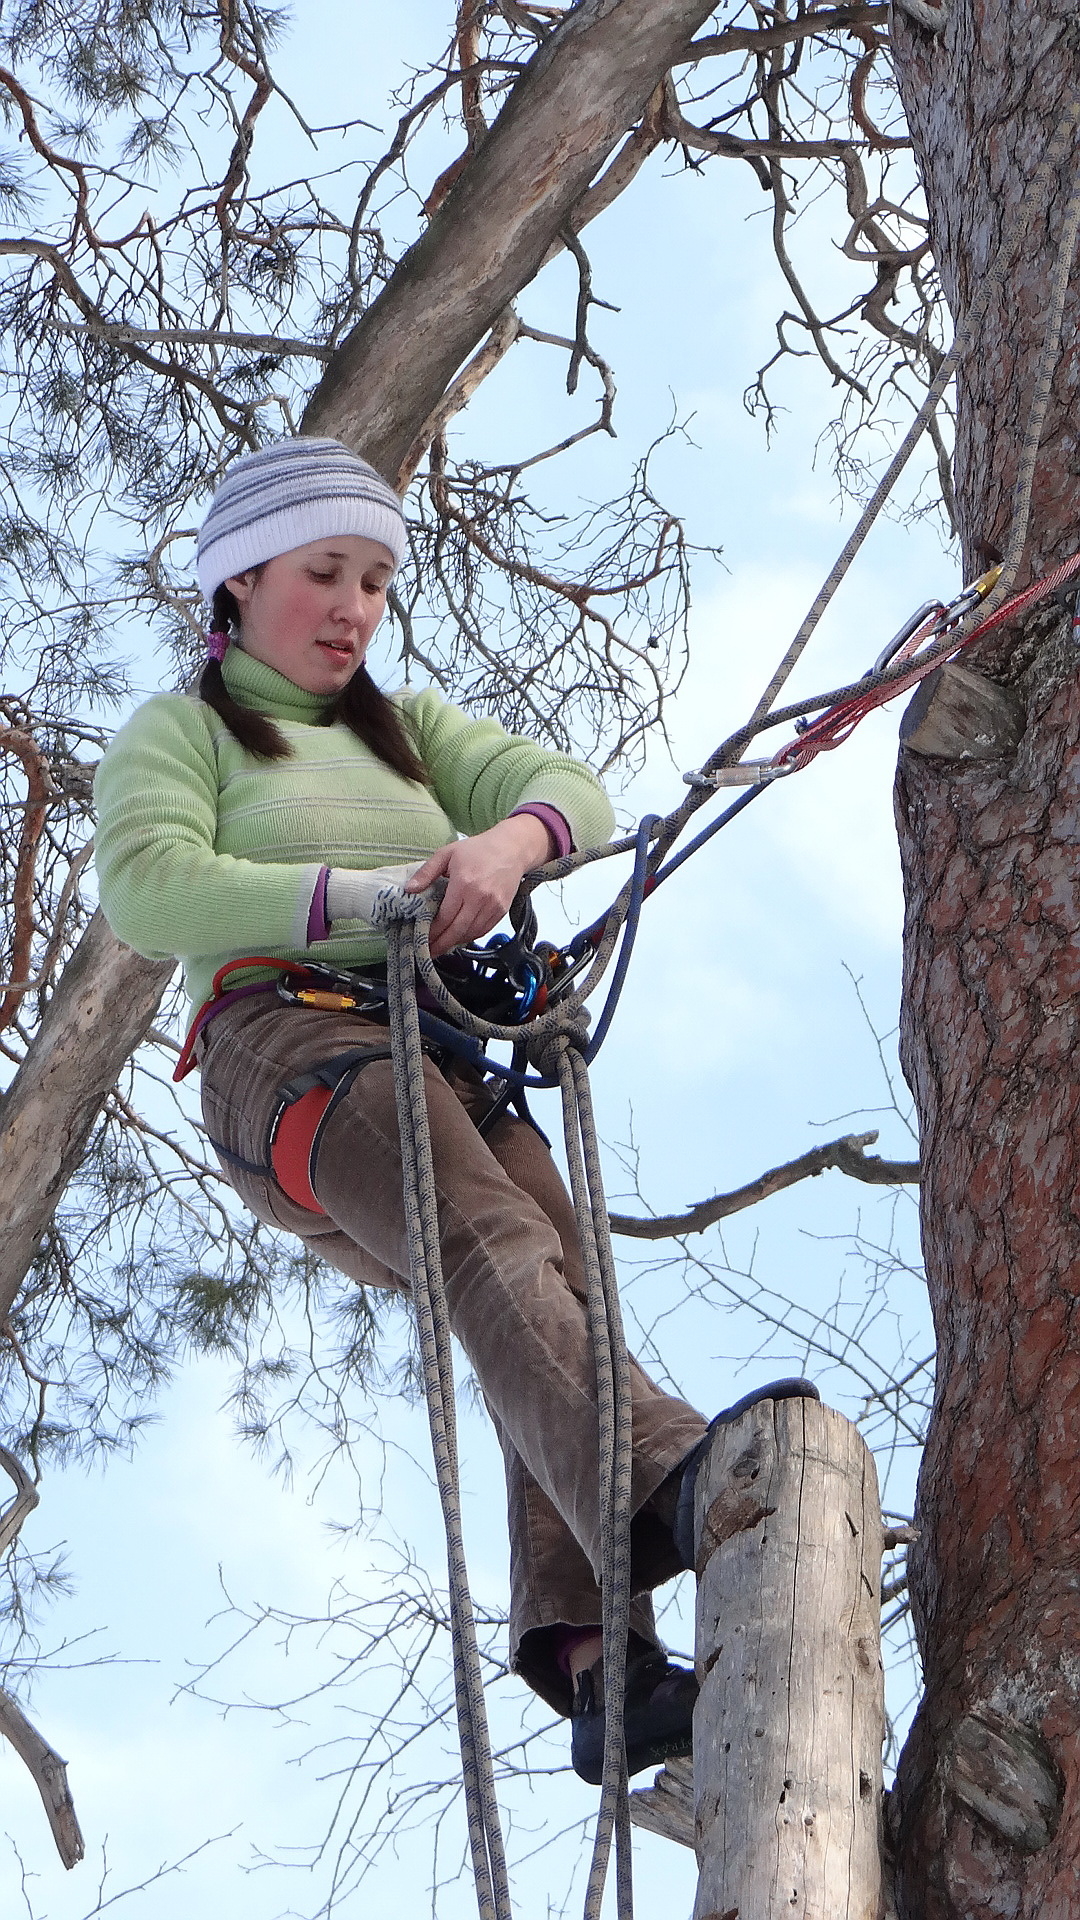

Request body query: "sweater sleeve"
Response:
[399, 688, 615, 851]
[93, 695, 321, 962]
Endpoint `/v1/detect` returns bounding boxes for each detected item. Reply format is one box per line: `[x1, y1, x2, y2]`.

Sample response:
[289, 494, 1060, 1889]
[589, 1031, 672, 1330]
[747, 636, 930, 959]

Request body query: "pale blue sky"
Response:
[0, 7, 946, 1915]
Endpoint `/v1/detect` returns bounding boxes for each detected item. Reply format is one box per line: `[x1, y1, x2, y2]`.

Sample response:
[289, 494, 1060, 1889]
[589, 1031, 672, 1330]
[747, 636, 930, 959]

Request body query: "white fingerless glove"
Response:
[325, 863, 433, 932]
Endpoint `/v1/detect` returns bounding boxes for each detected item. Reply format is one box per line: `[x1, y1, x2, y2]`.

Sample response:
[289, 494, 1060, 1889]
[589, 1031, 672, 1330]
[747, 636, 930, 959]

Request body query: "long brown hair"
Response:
[198, 582, 427, 783]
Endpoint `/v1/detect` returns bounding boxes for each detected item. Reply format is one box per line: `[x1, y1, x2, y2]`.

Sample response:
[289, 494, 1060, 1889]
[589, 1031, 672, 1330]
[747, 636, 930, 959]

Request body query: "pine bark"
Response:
[889, 8, 1080, 1915]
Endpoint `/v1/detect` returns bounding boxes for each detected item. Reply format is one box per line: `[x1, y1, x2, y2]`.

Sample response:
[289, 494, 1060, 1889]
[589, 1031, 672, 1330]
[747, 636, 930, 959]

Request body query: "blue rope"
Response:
[584, 815, 658, 1064]
[420, 786, 762, 1082]
[650, 783, 764, 889]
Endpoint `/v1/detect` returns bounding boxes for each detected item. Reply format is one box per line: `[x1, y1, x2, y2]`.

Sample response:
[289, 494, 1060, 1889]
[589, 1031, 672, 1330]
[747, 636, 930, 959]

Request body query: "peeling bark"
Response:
[887, 8, 1080, 1915]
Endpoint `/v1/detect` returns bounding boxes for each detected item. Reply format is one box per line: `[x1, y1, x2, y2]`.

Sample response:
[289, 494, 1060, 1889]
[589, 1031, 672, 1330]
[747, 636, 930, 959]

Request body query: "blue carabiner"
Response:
[513, 959, 542, 1019]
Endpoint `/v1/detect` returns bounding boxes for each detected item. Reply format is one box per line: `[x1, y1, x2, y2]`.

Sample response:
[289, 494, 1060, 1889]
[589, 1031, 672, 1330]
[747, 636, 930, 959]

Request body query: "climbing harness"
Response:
[206, 1044, 394, 1213]
[178, 943, 559, 1211]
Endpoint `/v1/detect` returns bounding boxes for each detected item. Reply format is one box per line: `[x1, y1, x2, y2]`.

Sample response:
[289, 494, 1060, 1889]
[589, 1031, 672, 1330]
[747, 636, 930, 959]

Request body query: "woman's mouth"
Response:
[317, 639, 354, 662]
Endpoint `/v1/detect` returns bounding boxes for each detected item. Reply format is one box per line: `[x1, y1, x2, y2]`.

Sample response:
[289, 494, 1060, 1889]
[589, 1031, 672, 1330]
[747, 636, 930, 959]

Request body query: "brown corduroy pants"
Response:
[198, 995, 706, 1715]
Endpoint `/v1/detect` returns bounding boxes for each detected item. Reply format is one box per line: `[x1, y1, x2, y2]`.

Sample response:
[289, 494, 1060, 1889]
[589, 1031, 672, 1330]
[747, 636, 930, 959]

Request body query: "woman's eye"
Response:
[309, 571, 335, 583]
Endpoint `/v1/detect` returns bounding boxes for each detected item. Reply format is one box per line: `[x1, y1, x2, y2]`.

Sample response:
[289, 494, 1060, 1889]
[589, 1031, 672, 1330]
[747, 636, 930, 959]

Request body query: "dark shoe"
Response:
[570, 1647, 698, 1786]
[672, 1377, 820, 1570]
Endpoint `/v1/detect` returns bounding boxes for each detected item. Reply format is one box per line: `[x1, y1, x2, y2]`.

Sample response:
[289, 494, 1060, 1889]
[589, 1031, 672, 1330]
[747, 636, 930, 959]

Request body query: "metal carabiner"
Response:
[454, 931, 546, 1022]
[930, 563, 1003, 636]
[870, 566, 1002, 678]
[871, 602, 943, 676]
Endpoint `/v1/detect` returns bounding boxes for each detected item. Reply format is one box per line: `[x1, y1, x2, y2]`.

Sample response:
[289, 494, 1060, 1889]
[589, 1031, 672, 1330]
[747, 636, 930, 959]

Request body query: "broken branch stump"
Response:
[693, 1395, 885, 1920]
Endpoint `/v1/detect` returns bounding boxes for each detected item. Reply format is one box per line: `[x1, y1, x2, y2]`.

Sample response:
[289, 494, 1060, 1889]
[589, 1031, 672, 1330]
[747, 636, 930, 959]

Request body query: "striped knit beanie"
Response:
[196, 438, 407, 600]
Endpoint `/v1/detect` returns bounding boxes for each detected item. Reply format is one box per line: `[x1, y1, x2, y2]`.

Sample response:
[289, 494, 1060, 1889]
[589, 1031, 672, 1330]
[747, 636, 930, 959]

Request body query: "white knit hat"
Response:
[196, 437, 407, 599]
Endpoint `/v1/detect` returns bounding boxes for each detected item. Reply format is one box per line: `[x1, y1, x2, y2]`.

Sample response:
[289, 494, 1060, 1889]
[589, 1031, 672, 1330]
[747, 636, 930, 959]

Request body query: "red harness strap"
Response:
[269, 1082, 337, 1213]
[206, 1046, 395, 1217]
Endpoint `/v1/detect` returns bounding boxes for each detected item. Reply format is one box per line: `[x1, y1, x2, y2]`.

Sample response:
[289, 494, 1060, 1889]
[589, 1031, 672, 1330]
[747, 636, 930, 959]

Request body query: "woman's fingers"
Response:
[404, 819, 548, 954]
[405, 845, 454, 891]
[428, 877, 504, 954]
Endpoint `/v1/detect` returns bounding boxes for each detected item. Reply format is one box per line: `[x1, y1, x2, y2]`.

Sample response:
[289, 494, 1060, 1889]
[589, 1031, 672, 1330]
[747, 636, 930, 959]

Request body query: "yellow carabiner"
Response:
[296, 988, 359, 1012]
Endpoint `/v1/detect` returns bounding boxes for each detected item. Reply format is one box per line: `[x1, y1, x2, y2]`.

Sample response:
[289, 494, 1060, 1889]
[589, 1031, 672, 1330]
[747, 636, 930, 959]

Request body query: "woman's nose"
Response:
[334, 584, 367, 626]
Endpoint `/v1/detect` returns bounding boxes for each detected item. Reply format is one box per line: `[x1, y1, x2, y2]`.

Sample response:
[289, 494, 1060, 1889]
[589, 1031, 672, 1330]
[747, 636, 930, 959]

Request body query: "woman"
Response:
[94, 437, 814, 1783]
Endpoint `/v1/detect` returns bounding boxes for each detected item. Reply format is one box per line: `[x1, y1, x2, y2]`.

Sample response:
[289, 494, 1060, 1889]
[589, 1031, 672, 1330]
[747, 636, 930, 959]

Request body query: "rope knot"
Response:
[526, 998, 590, 1079]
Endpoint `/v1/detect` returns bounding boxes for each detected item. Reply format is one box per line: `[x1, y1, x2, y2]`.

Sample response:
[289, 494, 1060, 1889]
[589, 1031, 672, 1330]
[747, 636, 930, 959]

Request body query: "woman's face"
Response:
[226, 535, 396, 695]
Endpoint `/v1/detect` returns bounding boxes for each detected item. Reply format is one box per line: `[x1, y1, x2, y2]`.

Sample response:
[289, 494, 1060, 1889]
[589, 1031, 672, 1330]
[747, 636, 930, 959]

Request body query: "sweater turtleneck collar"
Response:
[220, 642, 338, 725]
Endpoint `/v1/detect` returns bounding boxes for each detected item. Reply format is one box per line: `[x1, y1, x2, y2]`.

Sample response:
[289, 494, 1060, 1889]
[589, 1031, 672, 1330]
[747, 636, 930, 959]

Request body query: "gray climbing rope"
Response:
[385, 904, 638, 1920]
[746, 85, 1080, 730]
[386, 913, 513, 1920]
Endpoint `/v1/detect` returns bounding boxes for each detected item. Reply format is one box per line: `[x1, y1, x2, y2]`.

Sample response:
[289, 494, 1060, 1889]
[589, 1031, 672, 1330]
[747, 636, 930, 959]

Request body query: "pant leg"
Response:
[489, 1405, 668, 1715]
[199, 997, 706, 1701]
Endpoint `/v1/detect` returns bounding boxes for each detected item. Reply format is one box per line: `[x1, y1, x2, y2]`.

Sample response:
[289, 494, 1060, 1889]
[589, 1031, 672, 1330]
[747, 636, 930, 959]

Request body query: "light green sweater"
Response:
[94, 647, 615, 1010]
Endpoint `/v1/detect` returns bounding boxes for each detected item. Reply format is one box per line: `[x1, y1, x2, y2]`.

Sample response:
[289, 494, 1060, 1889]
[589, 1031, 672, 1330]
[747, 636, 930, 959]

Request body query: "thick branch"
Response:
[0, 914, 173, 1323]
[395, 304, 523, 490]
[660, 92, 892, 161]
[0, 1445, 80, 1869]
[608, 1130, 920, 1239]
[0, 727, 53, 1034]
[0, 1441, 39, 1553]
[685, 5, 890, 61]
[0, 1689, 84, 1869]
[303, 0, 724, 470]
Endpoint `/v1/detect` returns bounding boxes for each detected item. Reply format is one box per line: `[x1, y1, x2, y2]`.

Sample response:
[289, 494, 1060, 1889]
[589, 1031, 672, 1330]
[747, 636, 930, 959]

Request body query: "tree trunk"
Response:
[692, 1397, 885, 1920]
[0, 0, 711, 1322]
[889, 10, 1080, 1915]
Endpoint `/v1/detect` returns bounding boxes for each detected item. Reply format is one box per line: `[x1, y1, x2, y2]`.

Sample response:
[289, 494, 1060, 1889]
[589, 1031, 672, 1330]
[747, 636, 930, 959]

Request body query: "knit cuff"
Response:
[306, 865, 332, 944]
[509, 802, 573, 859]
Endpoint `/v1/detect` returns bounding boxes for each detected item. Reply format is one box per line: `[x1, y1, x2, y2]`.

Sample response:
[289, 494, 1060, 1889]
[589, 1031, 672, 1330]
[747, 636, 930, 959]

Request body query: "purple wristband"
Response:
[509, 803, 573, 860]
[306, 865, 331, 944]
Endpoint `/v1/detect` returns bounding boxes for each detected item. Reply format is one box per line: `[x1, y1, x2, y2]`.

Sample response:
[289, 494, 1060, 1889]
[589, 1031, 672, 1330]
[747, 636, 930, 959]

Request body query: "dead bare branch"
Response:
[608, 1130, 920, 1239]
[0, 728, 54, 1034]
[0, 1688, 84, 1869]
[685, 5, 891, 63]
[0, 1441, 39, 1554]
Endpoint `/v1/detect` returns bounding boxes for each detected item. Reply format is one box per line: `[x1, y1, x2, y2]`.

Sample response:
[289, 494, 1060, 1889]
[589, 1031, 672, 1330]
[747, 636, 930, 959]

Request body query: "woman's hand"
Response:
[405, 814, 552, 957]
